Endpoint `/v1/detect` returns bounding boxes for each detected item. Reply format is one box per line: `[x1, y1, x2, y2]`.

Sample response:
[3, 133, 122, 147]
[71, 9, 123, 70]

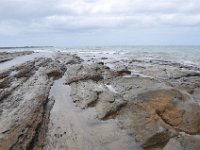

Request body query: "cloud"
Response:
[0, 0, 200, 46]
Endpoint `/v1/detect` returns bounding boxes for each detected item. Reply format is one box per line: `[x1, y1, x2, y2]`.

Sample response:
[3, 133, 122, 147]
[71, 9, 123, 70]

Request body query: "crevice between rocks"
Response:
[27, 96, 55, 150]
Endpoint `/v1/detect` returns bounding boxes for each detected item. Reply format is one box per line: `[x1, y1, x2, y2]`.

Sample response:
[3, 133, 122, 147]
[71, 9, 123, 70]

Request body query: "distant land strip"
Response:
[0, 46, 54, 49]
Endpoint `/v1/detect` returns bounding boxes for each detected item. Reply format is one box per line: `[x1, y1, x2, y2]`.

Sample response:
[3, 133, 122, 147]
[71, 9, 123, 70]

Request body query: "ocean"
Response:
[1, 46, 200, 66]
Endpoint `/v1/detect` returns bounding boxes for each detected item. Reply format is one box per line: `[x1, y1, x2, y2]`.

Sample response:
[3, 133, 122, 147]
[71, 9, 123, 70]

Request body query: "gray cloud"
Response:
[0, 0, 200, 46]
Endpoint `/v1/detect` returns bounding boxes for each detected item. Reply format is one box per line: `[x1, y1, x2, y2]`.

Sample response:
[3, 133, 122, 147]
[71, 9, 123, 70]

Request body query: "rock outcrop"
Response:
[0, 51, 33, 63]
[163, 135, 200, 150]
[0, 58, 59, 150]
[117, 88, 200, 148]
[65, 57, 200, 150]
[0, 52, 83, 150]
[1, 51, 200, 150]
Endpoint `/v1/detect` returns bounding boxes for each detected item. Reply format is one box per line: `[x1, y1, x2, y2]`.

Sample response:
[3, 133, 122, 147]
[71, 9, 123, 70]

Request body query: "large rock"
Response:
[66, 58, 200, 150]
[45, 62, 64, 80]
[118, 88, 200, 149]
[70, 80, 99, 108]
[111, 76, 169, 100]
[0, 68, 51, 150]
[96, 90, 126, 119]
[180, 135, 200, 150]
[65, 64, 105, 84]
[118, 101, 173, 149]
[164, 135, 200, 150]
[163, 138, 182, 150]
[70, 80, 126, 119]
[55, 52, 83, 65]
[0, 57, 67, 150]
[0, 51, 34, 63]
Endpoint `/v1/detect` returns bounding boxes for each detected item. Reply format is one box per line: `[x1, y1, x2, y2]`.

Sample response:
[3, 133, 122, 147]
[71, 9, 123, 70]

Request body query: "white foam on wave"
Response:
[1, 46, 200, 67]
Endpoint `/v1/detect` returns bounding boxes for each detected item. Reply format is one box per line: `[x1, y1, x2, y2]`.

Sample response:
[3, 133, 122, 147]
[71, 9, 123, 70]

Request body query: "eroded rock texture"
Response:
[66, 57, 200, 150]
[0, 51, 33, 63]
[0, 52, 82, 150]
[1, 51, 200, 150]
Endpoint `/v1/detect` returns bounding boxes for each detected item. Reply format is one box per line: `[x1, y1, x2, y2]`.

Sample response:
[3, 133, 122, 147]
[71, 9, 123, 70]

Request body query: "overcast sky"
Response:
[0, 0, 200, 47]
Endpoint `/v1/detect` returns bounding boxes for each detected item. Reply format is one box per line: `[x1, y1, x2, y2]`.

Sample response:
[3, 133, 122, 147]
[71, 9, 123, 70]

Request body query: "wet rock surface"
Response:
[0, 57, 61, 150]
[163, 135, 200, 150]
[65, 63, 105, 84]
[65, 55, 200, 150]
[0, 51, 200, 150]
[0, 52, 82, 150]
[0, 51, 33, 63]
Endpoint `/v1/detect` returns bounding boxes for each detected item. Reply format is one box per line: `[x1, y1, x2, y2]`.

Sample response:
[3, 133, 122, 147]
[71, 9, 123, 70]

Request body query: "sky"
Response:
[0, 0, 200, 47]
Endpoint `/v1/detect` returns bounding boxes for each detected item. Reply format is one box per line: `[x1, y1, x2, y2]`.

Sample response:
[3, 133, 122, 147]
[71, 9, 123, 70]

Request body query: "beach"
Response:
[0, 47, 200, 150]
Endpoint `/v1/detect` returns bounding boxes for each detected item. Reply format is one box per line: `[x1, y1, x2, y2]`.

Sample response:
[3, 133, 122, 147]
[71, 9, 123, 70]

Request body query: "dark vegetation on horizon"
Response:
[0, 46, 54, 49]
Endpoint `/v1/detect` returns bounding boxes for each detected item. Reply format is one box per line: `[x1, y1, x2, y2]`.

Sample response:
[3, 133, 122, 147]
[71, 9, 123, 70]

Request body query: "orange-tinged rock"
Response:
[118, 89, 200, 149]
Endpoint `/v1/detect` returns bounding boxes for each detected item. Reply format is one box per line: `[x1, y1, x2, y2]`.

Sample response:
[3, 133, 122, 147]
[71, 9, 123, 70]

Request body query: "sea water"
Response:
[1, 46, 200, 66]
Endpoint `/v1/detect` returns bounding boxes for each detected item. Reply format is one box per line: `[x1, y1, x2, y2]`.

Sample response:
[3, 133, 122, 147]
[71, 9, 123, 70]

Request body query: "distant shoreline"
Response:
[0, 46, 54, 49]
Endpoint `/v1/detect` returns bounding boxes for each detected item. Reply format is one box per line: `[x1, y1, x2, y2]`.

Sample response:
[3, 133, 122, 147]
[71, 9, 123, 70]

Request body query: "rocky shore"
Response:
[0, 51, 33, 63]
[0, 51, 200, 150]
